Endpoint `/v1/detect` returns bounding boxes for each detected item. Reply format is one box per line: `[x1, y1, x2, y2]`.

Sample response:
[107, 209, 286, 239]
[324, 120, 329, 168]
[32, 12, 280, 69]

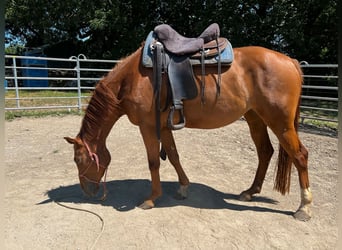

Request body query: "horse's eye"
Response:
[74, 157, 82, 165]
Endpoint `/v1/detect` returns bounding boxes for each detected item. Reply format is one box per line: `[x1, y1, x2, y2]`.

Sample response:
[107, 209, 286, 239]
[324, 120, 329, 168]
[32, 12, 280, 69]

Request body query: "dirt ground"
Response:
[4, 115, 338, 249]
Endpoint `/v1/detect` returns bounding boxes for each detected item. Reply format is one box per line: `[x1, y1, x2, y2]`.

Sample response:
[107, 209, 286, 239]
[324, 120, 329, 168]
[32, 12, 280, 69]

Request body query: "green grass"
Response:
[5, 90, 92, 109]
[5, 109, 83, 121]
[300, 116, 338, 130]
[5, 90, 89, 120]
[300, 104, 338, 131]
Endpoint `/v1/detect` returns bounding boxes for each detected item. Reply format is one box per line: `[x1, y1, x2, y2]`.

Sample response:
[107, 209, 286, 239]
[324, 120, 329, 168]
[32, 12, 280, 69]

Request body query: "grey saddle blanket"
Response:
[142, 31, 234, 67]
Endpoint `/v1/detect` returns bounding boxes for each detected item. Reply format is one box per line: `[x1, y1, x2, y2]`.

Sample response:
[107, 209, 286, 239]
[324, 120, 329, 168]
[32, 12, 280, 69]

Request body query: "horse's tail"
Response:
[274, 59, 303, 195]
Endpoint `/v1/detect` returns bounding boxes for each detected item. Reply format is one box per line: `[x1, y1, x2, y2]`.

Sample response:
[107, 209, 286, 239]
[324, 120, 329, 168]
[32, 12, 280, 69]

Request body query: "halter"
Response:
[79, 141, 108, 201]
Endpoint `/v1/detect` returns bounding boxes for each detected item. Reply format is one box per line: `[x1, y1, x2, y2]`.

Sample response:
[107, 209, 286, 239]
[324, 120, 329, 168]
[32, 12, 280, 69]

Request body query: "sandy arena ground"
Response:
[4, 115, 338, 249]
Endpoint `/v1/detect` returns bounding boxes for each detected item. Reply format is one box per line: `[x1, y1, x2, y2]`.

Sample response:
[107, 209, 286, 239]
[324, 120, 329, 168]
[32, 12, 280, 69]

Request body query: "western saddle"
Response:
[145, 23, 233, 140]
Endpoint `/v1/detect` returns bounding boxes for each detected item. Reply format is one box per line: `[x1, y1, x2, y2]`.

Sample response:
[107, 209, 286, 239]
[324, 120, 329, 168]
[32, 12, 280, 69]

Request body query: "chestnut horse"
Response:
[64, 45, 312, 221]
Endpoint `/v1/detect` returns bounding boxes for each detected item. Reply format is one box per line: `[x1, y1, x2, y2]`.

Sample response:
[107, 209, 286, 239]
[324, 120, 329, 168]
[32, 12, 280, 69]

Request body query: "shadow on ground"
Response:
[38, 179, 293, 216]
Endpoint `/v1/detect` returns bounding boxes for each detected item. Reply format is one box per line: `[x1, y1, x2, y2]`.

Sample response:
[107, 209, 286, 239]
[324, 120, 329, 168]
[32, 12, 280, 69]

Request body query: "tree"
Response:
[5, 0, 337, 62]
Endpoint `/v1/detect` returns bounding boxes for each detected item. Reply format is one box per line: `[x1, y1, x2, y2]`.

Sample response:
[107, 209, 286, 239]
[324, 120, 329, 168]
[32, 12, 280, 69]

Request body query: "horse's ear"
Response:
[64, 137, 76, 144]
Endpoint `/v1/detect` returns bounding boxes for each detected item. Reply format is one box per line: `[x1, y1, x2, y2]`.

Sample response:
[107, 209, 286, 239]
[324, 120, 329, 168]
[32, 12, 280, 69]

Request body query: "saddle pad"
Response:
[142, 31, 155, 68]
[142, 31, 234, 68]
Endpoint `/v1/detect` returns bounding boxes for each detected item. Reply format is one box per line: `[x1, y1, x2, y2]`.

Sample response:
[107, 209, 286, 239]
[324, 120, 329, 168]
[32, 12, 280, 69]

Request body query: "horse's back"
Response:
[232, 46, 303, 127]
[234, 46, 301, 75]
[233, 46, 302, 94]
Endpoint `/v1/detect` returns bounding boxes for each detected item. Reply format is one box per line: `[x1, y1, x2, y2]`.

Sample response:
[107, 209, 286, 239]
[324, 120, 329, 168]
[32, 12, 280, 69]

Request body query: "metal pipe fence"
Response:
[4, 55, 338, 124]
[5, 54, 119, 111]
[299, 61, 338, 123]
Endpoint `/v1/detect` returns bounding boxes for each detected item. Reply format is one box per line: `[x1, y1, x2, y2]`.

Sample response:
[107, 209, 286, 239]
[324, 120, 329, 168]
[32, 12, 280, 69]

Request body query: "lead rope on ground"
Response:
[54, 198, 105, 250]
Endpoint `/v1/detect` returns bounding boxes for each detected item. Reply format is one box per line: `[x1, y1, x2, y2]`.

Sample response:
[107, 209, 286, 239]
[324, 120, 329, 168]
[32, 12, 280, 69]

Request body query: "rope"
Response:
[53, 198, 105, 250]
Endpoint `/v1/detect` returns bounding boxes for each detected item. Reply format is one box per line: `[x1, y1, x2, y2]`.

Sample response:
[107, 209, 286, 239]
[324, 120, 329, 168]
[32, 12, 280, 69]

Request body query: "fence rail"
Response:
[299, 61, 338, 123]
[5, 54, 119, 111]
[4, 55, 338, 124]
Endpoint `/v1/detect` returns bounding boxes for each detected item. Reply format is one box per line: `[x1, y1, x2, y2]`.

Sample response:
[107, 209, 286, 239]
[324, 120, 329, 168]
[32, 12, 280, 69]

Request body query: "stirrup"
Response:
[167, 103, 185, 130]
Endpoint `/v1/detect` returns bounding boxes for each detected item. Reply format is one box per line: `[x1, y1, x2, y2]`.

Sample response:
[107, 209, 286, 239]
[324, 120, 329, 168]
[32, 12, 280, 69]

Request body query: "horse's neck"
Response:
[80, 48, 142, 148]
[80, 82, 122, 149]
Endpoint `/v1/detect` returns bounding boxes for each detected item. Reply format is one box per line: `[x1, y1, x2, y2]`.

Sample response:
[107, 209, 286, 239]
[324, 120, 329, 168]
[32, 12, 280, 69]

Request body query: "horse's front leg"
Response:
[138, 125, 162, 209]
[161, 129, 190, 199]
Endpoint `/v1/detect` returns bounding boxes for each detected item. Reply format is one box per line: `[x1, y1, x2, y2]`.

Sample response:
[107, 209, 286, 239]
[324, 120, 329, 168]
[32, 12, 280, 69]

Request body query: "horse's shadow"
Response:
[38, 179, 293, 216]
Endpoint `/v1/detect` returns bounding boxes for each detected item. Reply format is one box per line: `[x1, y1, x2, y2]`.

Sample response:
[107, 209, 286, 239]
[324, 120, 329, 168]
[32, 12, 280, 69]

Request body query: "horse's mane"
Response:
[79, 82, 121, 142]
[79, 47, 143, 142]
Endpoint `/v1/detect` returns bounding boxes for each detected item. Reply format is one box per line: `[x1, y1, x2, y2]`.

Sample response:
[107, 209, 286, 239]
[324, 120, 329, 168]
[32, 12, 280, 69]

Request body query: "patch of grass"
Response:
[300, 108, 338, 131]
[300, 117, 338, 130]
[5, 90, 88, 98]
[5, 90, 92, 109]
[5, 90, 90, 120]
[5, 109, 84, 121]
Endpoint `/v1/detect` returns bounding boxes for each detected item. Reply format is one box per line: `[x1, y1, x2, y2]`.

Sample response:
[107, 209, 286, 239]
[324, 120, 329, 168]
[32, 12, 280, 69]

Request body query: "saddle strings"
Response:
[216, 36, 221, 98]
[200, 33, 222, 105]
[200, 50, 206, 105]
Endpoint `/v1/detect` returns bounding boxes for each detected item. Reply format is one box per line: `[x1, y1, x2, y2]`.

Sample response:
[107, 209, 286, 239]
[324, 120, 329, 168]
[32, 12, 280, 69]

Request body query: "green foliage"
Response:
[5, 44, 25, 55]
[5, 0, 337, 62]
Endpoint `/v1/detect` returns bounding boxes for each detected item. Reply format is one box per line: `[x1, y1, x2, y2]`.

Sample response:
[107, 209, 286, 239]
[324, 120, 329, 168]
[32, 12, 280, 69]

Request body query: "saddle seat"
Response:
[154, 23, 221, 56]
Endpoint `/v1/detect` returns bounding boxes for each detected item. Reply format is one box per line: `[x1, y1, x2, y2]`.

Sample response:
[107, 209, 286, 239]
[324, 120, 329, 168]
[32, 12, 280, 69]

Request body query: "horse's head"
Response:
[64, 136, 110, 198]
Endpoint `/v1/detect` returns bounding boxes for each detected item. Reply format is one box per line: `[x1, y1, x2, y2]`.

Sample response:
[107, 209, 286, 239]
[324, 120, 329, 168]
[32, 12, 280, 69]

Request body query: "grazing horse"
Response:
[64, 45, 312, 221]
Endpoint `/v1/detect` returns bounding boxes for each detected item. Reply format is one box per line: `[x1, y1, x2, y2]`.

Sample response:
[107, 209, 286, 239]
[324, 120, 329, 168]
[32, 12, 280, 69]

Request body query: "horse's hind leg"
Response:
[240, 110, 274, 201]
[275, 127, 312, 221]
[161, 129, 190, 199]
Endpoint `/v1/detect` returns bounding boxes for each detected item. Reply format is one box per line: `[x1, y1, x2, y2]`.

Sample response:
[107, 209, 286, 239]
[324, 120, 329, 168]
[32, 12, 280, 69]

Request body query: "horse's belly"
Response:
[184, 109, 245, 129]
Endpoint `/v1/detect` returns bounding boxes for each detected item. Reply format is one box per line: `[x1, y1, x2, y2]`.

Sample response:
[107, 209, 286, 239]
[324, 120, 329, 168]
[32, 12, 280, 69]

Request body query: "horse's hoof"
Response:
[239, 191, 252, 201]
[138, 200, 155, 210]
[174, 185, 188, 200]
[293, 207, 312, 221]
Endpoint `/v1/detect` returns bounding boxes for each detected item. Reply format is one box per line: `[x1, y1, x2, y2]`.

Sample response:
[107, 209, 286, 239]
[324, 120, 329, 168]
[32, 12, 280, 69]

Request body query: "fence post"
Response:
[75, 54, 87, 111]
[75, 57, 82, 111]
[12, 57, 20, 109]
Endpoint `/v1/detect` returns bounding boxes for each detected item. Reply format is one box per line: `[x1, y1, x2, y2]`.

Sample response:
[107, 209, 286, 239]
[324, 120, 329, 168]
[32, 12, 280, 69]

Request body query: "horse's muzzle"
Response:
[80, 180, 99, 197]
